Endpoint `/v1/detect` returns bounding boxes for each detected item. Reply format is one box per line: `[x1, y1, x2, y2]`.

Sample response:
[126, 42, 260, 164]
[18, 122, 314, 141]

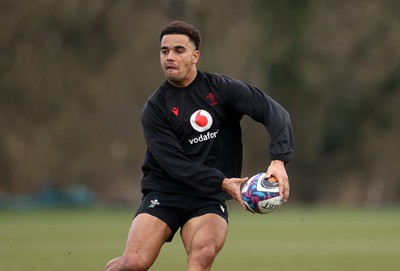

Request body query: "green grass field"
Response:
[1, 206, 399, 271]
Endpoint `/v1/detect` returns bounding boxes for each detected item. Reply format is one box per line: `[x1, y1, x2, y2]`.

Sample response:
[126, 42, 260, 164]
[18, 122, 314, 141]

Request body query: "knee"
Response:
[118, 256, 152, 271]
[189, 244, 218, 266]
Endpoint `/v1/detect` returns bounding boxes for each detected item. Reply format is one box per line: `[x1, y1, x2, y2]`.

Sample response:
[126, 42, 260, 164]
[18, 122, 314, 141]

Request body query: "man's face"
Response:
[160, 34, 199, 88]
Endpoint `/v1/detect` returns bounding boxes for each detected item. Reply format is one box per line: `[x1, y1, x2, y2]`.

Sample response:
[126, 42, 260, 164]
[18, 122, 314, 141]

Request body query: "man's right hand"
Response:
[221, 177, 249, 211]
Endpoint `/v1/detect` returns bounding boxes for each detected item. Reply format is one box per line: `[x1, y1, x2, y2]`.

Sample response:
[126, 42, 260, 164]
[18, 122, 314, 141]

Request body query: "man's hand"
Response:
[221, 177, 248, 211]
[265, 160, 290, 202]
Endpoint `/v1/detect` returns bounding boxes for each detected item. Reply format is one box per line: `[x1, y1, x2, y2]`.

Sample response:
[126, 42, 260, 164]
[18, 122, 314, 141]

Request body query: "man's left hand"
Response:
[265, 160, 290, 202]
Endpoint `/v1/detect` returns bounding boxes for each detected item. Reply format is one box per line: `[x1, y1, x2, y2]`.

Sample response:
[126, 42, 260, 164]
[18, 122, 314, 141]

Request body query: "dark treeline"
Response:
[1, 0, 399, 205]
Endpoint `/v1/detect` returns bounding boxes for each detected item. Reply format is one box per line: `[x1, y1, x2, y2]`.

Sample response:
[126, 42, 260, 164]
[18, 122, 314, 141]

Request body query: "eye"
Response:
[160, 49, 168, 55]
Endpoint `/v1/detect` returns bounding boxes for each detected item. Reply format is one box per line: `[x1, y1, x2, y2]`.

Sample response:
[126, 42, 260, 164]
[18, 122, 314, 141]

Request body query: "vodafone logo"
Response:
[190, 110, 213, 132]
[188, 110, 218, 145]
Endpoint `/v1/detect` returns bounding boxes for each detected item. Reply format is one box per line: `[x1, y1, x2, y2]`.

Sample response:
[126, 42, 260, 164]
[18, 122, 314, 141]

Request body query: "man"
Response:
[104, 21, 294, 271]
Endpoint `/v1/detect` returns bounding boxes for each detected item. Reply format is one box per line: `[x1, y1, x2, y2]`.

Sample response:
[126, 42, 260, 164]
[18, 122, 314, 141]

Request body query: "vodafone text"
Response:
[188, 130, 219, 144]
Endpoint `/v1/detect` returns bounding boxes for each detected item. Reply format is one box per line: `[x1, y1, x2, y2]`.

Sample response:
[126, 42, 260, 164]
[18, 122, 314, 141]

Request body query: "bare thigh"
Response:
[181, 213, 228, 270]
[120, 213, 172, 269]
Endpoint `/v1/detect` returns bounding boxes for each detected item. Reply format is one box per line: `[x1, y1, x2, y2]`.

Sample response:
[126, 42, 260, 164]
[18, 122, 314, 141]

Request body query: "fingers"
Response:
[279, 178, 290, 202]
[222, 177, 249, 211]
[244, 204, 255, 214]
[239, 199, 248, 211]
[274, 176, 289, 202]
[237, 177, 248, 211]
[266, 160, 290, 202]
[267, 172, 289, 202]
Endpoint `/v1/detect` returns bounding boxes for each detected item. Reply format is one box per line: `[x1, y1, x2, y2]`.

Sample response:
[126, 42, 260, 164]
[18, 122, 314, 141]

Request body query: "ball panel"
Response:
[241, 173, 283, 214]
[257, 195, 283, 214]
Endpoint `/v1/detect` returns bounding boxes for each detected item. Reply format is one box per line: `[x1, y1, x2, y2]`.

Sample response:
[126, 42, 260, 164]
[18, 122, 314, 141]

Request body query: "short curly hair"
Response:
[160, 21, 201, 50]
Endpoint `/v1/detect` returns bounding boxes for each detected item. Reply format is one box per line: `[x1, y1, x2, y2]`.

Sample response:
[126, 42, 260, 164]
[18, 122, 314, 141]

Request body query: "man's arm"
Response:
[222, 77, 294, 202]
[222, 77, 294, 164]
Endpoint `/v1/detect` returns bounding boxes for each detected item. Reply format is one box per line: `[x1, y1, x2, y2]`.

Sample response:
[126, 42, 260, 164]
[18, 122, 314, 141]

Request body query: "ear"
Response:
[192, 50, 200, 64]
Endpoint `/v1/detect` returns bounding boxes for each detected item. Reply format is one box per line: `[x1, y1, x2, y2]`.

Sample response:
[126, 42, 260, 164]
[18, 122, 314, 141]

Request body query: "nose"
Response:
[165, 51, 175, 61]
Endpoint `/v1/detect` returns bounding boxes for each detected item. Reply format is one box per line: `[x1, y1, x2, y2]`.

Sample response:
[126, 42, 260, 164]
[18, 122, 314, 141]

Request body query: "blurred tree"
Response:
[255, 0, 400, 204]
[1, 0, 399, 205]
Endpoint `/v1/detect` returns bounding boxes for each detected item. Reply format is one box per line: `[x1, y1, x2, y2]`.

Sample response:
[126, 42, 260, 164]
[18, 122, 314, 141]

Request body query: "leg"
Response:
[104, 213, 172, 271]
[181, 213, 228, 271]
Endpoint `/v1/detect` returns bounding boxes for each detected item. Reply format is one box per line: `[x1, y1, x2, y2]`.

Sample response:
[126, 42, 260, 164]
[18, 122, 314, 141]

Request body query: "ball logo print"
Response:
[190, 110, 213, 132]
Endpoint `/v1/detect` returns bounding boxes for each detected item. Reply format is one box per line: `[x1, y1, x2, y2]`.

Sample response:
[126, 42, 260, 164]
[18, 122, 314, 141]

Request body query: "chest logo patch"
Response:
[190, 110, 213, 132]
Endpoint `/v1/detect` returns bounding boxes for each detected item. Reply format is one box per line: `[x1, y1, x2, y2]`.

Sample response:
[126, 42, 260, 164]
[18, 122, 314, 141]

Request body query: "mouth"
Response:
[166, 64, 178, 72]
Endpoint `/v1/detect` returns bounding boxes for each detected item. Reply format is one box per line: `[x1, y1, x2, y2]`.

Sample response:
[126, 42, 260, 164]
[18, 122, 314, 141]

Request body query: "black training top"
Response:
[140, 71, 294, 200]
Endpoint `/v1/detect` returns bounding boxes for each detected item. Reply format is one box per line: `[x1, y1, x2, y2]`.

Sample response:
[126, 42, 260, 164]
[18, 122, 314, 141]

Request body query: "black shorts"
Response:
[134, 191, 229, 242]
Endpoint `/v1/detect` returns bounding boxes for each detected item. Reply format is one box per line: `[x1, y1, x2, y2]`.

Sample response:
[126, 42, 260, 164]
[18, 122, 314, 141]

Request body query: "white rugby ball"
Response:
[241, 173, 283, 214]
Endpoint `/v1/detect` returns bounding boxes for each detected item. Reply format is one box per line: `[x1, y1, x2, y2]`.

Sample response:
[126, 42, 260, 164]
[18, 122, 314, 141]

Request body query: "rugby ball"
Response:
[241, 172, 283, 214]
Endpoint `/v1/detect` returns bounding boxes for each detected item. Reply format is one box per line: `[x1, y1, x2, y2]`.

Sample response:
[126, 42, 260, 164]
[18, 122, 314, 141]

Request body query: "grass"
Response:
[0, 206, 399, 271]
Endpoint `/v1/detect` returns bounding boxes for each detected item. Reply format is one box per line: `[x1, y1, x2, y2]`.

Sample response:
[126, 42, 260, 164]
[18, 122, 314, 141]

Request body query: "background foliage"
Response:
[1, 0, 400, 205]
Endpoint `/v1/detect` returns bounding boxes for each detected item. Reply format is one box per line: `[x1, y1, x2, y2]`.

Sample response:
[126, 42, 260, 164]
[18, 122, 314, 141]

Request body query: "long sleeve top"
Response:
[140, 71, 294, 200]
